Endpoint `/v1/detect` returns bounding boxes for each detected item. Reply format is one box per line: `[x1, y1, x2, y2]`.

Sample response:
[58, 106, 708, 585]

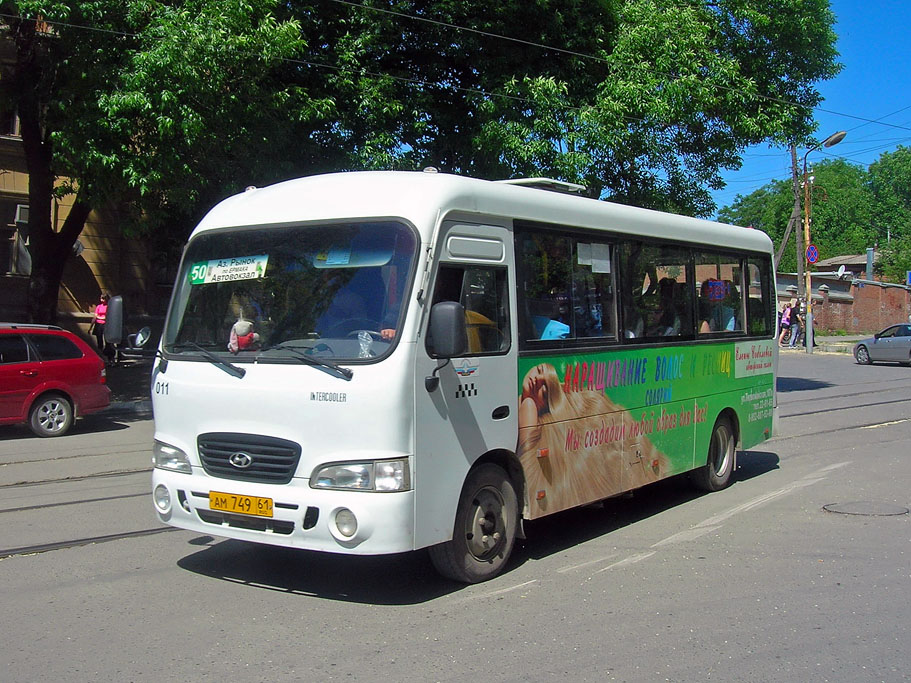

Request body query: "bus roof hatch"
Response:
[495, 177, 587, 194]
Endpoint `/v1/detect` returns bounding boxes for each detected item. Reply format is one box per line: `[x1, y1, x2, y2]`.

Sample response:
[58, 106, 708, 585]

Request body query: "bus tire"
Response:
[428, 464, 518, 583]
[692, 416, 735, 492]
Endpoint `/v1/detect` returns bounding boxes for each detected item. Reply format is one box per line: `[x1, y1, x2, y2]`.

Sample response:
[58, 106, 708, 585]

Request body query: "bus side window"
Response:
[428, 265, 510, 355]
[620, 242, 691, 340]
[746, 257, 773, 336]
[517, 231, 616, 345]
[695, 252, 746, 335]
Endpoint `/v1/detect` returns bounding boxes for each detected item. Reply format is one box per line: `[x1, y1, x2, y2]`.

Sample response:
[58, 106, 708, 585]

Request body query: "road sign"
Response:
[806, 244, 819, 264]
[906, 271, 911, 286]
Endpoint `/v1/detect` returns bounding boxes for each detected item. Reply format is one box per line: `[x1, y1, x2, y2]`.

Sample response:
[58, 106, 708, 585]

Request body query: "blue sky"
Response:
[710, 0, 911, 214]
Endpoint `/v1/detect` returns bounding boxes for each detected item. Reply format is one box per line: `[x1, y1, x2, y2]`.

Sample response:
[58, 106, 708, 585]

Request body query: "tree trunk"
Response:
[27, 201, 91, 324]
[8, 16, 92, 324]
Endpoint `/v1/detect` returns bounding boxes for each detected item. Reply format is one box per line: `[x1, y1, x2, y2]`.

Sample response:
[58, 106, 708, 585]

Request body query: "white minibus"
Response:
[151, 170, 777, 582]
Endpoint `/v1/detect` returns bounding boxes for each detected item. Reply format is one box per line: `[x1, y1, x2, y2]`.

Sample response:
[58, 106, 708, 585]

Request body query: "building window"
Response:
[1, 110, 21, 137]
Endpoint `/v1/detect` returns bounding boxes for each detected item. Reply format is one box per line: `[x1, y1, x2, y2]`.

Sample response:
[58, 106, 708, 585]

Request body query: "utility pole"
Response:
[773, 145, 803, 276]
[792, 145, 806, 301]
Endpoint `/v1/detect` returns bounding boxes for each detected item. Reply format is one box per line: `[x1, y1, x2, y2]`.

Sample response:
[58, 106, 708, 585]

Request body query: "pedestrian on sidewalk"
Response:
[778, 301, 792, 346]
[91, 293, 116, 364]
[789, 303, 803, 348]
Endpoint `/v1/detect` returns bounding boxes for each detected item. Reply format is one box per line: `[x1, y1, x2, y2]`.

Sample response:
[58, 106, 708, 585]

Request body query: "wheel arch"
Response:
[715, 406, 740, 475]
[469, 448, 527, 538]
[28, 387, 76, 417]
[719, 406, 741, 450]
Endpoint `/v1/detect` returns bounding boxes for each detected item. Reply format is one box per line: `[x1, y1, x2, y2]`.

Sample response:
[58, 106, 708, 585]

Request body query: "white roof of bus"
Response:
[194, 171, 772, 254]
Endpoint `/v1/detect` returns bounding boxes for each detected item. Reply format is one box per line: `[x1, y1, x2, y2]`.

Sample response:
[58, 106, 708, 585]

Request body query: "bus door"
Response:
[413, 223, 517, 548]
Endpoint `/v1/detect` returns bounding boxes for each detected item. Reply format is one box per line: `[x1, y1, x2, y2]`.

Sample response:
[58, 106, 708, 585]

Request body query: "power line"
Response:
[5, 7, 908, 205]
[5, 5, 909, 138]
[326, 0, 911, 133]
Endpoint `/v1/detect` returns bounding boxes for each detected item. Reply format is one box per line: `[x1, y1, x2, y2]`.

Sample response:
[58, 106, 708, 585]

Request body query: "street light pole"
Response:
[802, 130, 846, 354]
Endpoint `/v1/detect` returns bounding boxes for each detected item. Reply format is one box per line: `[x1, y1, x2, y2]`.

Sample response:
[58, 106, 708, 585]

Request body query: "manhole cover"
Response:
[823, 502, 909, 517]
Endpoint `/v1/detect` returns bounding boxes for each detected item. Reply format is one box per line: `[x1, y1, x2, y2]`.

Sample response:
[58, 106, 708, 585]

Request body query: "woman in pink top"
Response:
[777, 302, 792, 346]
[92, 293, 112, 361]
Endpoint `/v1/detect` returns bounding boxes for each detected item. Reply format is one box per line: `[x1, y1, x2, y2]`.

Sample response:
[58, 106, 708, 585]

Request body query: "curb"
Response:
[779, 344, 854, 354]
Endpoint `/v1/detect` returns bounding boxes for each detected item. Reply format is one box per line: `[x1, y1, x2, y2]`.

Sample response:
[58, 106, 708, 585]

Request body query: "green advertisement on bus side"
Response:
[516, 340, 774, 519]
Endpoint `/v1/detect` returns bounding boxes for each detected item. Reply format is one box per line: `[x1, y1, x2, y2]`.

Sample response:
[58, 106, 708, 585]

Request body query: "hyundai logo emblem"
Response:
[229, 451, 253, 469]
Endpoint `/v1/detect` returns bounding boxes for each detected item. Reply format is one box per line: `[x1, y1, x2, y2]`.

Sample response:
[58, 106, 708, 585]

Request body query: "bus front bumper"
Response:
[152, 468, 416, 555]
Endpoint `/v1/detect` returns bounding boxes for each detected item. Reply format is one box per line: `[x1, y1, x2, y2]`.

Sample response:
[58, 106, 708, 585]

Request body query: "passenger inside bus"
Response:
[647, 277, 682, 336]
[528, 299, 570, 340]
[699, 279, 737, 333]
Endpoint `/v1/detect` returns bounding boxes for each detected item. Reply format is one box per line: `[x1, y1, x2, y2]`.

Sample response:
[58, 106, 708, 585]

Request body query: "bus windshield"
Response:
[163, 221, 417, 362]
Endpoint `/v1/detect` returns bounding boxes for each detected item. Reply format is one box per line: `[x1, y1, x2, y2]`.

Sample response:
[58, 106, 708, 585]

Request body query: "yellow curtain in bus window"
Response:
[188, 255, 269, 284]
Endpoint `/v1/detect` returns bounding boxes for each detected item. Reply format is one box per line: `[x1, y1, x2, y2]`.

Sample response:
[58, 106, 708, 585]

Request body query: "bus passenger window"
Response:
[746, 257, 773, 336]
[517, 231, 615, 345]
[695, 252, 745, 335]
[620, 242, 691, 340]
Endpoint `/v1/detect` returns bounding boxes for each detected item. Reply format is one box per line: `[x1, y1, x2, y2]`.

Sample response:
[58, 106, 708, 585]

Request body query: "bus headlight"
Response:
[312, 458, 410, 491]
[152, 440, 192, 474]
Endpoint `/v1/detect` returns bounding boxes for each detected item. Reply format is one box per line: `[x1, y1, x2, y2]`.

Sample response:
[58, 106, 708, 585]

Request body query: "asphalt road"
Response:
[0, 352, 909, 682]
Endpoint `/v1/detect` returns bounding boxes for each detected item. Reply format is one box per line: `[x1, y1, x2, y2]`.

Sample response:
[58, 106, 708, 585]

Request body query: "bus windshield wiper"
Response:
[259, 343, 353, 380]
[171, 342, 246, 379]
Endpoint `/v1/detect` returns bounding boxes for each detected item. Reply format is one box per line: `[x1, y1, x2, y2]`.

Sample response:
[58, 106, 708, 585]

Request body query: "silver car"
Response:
[854, 324, 911, 365]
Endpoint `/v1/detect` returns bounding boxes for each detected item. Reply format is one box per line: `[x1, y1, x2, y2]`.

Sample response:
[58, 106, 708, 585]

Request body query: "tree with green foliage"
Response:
[301, 0, 840, 216]
[719, 149, 911, 281]
[870, 147, 911, 281]
[2, 0, 841, 322]
[1, 0, 308, 322]
[719, 159, 877, 273]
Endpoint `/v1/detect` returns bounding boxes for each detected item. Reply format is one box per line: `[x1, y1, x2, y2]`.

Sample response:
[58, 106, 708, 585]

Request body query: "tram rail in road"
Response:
[0, 526, 177, 560]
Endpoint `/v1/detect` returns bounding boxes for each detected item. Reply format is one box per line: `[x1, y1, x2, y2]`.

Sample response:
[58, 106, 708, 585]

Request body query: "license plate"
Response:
[209, 491, 273, 518]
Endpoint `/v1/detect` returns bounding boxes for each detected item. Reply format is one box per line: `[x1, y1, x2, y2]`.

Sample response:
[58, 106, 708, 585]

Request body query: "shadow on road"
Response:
[0, 412, 148, 441]
[175, 449, 780, 604]
[177, 538, 454, 604]
[777, 376, 834, 392]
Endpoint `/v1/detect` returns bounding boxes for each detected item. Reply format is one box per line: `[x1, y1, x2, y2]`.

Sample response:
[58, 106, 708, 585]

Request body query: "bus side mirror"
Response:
[428, 301, 468, 358]
[425, 301, 468, 392]
[105, 295, 125, 345]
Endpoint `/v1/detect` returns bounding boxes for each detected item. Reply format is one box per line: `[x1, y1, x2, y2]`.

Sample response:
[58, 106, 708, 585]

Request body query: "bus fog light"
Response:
[154, 485, 171, 512]
[335, 508, 358, 537]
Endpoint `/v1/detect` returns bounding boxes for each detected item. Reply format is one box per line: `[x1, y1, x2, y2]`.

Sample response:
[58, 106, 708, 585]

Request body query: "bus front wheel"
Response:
[429, 464, 518, 583]
[692, 416, 735, 492]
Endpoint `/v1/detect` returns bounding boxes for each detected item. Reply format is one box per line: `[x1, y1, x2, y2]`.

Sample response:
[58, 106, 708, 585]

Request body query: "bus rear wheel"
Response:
[428, 464, 517, 583]
[692, 416, 735, 492]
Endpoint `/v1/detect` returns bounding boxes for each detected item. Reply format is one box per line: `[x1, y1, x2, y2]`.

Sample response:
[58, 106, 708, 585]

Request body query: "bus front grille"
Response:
[197, 432, 302, 484]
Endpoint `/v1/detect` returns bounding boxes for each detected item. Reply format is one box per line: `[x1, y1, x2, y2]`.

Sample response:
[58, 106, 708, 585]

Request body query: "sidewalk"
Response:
[778, 334, 865, 355]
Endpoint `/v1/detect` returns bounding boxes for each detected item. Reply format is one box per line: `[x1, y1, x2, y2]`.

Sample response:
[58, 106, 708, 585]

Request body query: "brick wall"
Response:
[814, 282, 911, 333]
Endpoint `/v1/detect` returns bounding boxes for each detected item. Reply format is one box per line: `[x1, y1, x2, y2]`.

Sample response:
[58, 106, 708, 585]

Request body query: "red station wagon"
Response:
[0, 324, 111, 437]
